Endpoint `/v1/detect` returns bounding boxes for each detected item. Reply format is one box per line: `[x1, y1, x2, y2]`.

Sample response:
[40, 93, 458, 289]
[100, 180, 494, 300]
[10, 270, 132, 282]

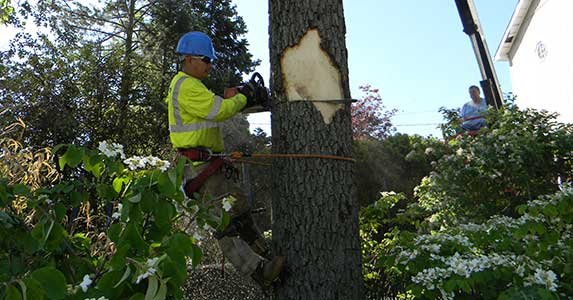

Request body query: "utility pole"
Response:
[454, 0, 504, 109]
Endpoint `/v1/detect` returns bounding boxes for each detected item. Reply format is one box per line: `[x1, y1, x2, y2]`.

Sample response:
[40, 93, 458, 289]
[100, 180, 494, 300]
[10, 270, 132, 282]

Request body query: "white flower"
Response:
[146, 257, 159, 268]
[516, 264, 526, 277]
[98, 141, 126, 159]
[98, 141, 109, 154]
[524, 268, 558, 291]
[158, 161, 170, 172]
[421, 244, 441, 254]
[135, 267, 156, 284]
[187, 204, 200, 215]
[79, 274, 92, 292]
[112, 203, 122, 220]
[222, 196, 235, 212]
[203, 223, 213, 231]
[123, 155, 170, 172]
[84, 297, 108, 300]
[38, 194, 52, 205]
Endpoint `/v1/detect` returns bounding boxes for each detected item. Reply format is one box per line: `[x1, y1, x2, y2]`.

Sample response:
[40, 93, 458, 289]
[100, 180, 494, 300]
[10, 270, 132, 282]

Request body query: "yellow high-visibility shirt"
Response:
[166, 72, 246, 152]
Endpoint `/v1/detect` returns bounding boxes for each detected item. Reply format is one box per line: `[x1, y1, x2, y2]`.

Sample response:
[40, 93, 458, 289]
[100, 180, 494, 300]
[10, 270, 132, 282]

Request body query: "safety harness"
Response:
[178, 148, 230, 196]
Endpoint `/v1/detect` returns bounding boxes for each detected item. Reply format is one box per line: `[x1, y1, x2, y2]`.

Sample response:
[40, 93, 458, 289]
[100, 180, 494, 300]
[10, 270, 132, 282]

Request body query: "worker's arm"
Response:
[179, 81, 247, 122]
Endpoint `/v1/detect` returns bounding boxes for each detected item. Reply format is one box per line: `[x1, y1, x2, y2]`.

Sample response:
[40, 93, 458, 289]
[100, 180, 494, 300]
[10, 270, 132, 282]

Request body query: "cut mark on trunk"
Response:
[281, 29, 344, 124]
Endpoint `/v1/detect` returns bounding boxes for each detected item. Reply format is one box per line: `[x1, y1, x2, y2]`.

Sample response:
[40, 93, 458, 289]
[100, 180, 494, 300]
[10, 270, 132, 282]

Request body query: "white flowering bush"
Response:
[360, 107, 573, 298]
[374, 188, 573, 299]
[0, 142, 229, 299]
[419, 106, 573, 224]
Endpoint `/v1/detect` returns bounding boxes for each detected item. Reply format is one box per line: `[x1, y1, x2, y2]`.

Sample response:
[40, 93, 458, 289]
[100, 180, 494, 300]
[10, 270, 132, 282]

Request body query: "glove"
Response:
[237, 83, 257, 108]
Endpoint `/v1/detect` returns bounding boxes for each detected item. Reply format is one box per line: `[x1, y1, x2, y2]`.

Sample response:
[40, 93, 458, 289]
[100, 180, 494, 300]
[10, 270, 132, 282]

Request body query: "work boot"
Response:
[252, 256, 286, 287]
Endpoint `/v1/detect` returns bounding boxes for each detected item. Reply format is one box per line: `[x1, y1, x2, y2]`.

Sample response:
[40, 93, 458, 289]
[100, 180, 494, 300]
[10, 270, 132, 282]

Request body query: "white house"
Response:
[495, 0, 573, 122]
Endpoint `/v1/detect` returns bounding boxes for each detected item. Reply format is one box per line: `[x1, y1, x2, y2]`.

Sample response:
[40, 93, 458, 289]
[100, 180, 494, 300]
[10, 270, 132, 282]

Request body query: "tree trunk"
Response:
[118, 0, 136, 143]
[269, 0, 364, 299]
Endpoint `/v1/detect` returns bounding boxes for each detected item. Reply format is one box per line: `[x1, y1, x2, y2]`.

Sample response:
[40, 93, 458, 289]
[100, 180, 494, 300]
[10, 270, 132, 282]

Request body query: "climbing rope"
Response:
[223, 151, 355, 164]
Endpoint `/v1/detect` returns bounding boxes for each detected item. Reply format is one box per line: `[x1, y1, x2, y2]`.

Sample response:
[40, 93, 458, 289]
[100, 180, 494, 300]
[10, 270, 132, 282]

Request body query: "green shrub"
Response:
[0, 142, 225, 299]
[360, 106, 573, 298]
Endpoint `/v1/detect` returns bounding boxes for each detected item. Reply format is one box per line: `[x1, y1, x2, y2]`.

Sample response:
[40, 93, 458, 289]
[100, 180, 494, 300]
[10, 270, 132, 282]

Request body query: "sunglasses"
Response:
[190, 55, 212, 64]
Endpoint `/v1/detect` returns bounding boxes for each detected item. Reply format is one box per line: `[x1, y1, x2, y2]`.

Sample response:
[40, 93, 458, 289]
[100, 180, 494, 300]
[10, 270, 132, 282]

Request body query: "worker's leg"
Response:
[185, 163, 266, 275]
[183, 162, 283, 283]
[200, 164, 269, 256]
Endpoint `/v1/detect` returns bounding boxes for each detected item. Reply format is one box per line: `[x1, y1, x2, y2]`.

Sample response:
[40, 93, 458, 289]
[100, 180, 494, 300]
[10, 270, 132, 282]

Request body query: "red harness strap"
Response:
[179, 148, 227, 197]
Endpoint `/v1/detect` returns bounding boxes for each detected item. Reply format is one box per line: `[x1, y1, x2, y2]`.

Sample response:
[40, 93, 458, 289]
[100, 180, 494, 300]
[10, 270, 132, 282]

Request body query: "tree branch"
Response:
[67, 24, 126, 41]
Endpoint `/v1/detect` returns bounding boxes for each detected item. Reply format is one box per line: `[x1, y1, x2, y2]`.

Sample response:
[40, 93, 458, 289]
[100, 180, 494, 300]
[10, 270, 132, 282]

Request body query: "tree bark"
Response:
[118, 0, 136, 143]
[269, 0, 364, 299]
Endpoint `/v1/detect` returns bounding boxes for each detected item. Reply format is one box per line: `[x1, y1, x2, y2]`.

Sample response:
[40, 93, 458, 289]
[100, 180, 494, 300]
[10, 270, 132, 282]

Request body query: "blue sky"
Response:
[233, 0, 518, 137]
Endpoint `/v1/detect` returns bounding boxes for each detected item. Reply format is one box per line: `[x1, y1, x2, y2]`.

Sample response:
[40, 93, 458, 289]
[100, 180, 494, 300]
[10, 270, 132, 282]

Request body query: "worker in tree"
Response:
[165, 31, 285, 287]
[460, 85, 488, 131]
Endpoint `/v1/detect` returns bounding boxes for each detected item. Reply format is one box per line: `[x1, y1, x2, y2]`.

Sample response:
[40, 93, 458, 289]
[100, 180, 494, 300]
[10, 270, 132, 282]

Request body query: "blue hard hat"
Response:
[176, 31, 217, 60]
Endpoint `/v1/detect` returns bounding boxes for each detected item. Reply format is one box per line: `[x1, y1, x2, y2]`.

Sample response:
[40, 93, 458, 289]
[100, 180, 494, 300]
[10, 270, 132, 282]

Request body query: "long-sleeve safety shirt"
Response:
[166, 71, 246, 152]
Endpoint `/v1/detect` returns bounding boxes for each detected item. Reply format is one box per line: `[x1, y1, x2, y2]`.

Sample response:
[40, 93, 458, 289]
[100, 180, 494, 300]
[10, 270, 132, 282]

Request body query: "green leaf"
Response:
[44, 222, 66, 251]
[53, 204, 66, 222]
[6, 284, 22, 300]
[30, 267, 67, 300]
[175, 158, 187, 186]
[16, 280, 27, 300]
[59, 145, 83, 169]
[69, 191, 84, 206]
[31, 219, 53, 247]
[121, 223, 147, 253]
[19, 234, 39, 254]
[155, 280, 167, 300]
[96, 184, 118, 202]
[112, 177, 130, 193]
[108, 223, 123, 243]
[22, 278, 44, 300]
[140, 192, 157, 213]
[13, 184, 30, 196]
[128, 293, 145, 300]
[128, 193, 142, 203]
[543, 205, 558, 218]
[113, 266, 132, 288]
[533, 223, 546, 234]
[84, 154, 105, 178]
[219, 211, 230, 231]
[97, 270, 125, 299]
[167, 233, 193, 257]
[157, 173, 176, 196]
[144, 276, 159, 300]
[110, 244, 130, 271]
[153, 201, 174, 228]
[191, 244, 203, 268]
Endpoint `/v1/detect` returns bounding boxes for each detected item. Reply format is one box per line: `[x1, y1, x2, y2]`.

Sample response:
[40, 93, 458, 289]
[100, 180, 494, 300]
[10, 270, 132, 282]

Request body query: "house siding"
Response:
[508, 0, 573, 122]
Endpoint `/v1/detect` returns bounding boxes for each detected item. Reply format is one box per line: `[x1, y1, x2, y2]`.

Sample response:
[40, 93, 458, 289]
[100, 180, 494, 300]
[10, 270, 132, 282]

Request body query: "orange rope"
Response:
[229, 152, 355, 163]
[234, 159, 272, 167]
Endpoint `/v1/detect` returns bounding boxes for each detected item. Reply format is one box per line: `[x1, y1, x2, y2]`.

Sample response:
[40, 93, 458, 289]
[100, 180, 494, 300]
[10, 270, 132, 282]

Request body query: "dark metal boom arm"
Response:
[454, 0, 504, 109]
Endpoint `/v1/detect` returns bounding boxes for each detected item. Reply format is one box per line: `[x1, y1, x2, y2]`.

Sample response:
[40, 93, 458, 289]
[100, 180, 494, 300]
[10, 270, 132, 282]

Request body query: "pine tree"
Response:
[1, 0, 257, 154]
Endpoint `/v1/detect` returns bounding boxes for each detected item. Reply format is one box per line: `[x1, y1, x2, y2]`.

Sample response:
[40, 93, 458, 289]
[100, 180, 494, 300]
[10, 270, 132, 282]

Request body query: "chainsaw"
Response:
[239, 72, 272, 113]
